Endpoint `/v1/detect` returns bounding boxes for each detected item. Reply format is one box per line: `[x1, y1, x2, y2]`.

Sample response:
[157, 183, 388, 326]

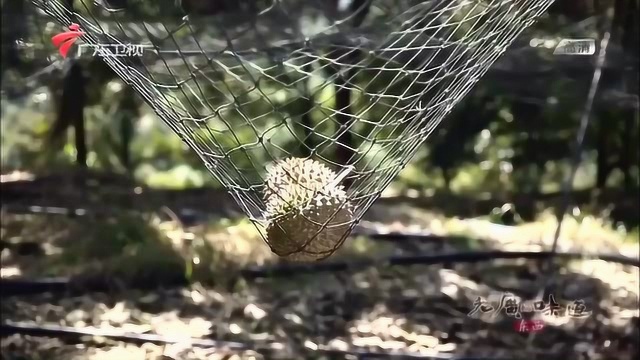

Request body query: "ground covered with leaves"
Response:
[1, 199, 639, 359]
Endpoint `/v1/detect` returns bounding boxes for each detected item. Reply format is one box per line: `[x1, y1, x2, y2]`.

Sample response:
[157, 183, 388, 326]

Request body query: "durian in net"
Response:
[263, 157, 353, 262]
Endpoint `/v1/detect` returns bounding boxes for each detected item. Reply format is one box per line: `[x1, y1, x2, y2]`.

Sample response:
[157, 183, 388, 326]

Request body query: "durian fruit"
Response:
[263, 157, 353, 262]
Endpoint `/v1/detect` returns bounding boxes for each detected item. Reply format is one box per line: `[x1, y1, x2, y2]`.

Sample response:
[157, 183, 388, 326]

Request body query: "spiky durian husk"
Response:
[266, 197, 352, 262]
[263, 157, 353, 261]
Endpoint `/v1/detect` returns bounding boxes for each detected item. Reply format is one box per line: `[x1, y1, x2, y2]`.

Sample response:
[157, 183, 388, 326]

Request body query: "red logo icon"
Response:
[51, 23, 84, 58]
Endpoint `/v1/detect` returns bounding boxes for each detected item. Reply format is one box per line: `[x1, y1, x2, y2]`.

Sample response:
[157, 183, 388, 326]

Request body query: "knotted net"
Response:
[31, 0, 555, 261]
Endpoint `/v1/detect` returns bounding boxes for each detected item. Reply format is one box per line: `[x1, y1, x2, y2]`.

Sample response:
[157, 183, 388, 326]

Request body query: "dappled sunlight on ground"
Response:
[2, 190, 636, 282]
[2, 255, 638, 359]
[1, 198, 638, 359]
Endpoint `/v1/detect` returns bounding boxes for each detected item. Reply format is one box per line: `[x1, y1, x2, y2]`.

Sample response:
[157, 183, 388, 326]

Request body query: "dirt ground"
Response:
[1, 199, 638, 359]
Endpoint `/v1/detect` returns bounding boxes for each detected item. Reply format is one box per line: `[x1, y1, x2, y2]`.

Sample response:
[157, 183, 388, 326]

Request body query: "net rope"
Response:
[31, 0, 556, 260]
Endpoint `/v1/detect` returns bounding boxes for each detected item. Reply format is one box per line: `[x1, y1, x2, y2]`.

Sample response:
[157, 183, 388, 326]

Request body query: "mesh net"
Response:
[31, 0, 555, 260]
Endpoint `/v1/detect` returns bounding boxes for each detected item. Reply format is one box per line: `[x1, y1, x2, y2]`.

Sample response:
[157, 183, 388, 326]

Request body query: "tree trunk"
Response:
[70, 63, 88, 169]
[301, 63, 315, 157]
[595, 112, 612, 189]
[326, 0, 372, 189]
[1, 0, 27, 79]
[333, 65, 356, 171]
[50, 61, 87, 169]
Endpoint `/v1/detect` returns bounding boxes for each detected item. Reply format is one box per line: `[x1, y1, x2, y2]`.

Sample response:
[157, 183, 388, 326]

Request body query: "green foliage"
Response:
[1, 0, 637, 206]
[59, 214, 161, 264]
[0, 212, 187, 284]
[627, 227, 640, 243]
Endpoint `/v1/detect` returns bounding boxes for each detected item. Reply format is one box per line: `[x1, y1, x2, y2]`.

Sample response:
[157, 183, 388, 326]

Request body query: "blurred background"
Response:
[1, 1, 639, 359]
